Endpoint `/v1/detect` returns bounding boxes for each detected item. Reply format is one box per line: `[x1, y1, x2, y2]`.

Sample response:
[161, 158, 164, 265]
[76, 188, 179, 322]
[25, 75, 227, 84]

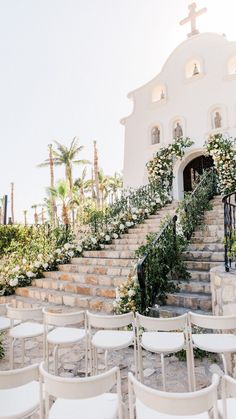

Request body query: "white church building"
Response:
[122, 3, 236, 200]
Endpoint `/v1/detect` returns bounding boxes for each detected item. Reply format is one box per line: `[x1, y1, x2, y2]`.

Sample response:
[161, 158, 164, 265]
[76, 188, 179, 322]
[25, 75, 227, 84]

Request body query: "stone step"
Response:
[183, 251, 224, 262]
[72, 257, 136, 267]
[105, 244, 140, 251]
[43, 271, 127, 287]
[191, 236, 223, 244]
[32, 278, 116, 299]
[158, 305, 211, 318]
[82, 250, 135, 259]
[187, 243, 224, 252]
[194, 224, 224, 233]
[185, 260, 223, 271]
[166, 292, 212, 311]
[187, 270, 210, 282]
[58, 263, 131, 276]
[121, 232, 151, 239]
[175, 280, 211, 294]
[15, 287, 114, 312]
[113, 238, 146, 245]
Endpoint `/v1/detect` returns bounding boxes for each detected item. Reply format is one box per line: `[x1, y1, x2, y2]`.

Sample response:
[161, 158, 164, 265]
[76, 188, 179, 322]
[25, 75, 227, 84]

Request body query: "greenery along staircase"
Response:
[159, 195, 224, 317]
[15, 201, 177, 312]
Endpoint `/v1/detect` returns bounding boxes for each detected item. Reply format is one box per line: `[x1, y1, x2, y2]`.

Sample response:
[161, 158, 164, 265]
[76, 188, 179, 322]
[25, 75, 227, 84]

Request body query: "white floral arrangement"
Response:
[113, 266, 141, 313]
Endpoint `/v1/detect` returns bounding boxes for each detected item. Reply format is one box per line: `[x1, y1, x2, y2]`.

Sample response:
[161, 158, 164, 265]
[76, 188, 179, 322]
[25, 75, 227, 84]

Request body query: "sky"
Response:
[1, 0, 236, 222]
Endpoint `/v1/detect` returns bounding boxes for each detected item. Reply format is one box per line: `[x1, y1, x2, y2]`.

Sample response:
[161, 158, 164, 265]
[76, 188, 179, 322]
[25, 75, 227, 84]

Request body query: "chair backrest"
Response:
[188, 312, 236, 330]
[43, 308, 85, 327]
[221, 375, 236, 419]
[136, 312, 187, 332]
[7, 305, 43, 322]
[0, 364, 39, 389]
[128, 372, 219, 419]
[87, 311, 134, 330]
[40, 362, 123, 418]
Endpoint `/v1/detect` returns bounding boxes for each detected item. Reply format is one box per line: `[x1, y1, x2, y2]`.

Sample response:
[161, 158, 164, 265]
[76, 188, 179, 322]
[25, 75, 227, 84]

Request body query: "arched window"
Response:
[151, 126, 161, 144]
[151, 84, 166, 103]
[228, 55, 236, 75]
[185, 58, 202, 79]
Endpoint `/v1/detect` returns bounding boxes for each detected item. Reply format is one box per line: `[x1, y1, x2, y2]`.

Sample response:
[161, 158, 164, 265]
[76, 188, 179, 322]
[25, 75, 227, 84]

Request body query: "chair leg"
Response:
[189, 341, 196, 391]
[53, 345, 59, 375]
[138, 345, 144, 383]
[161, 353, 166, 391]
[104, 349, 108, 371]
[186, 344, 194, 392]
[221, 353, 228, 375]
[9, 336, 15, 369]
[133, 340, 138, 378]
[85, 336, 88, 376]
[22, 339, 25, 367]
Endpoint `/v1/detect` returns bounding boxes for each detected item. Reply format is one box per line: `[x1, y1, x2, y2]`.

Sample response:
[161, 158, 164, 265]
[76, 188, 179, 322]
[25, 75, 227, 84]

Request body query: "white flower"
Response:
[132, 214, 137, 220]
[26, 271, 35, 278]
[34, 261, 41, 268]
[91, 237, 97, 244]
[9, 278, 18, 287]
[22, 258, 27, 264]
[105, 235, 110, 241]
[43, 263, 49, 269]
[55, 248, 62, 255]
[76, 245, 82, 253]
[68, 251, 74, 257]
[119, 224, 125, 230]
[12, 265, 20, 273]
[64, 243, 71, 250]
[113, 233, 118, 239]
[100, 244, 105, 249]
[126, 221, 132, 227]
[128, 289, 136, 298]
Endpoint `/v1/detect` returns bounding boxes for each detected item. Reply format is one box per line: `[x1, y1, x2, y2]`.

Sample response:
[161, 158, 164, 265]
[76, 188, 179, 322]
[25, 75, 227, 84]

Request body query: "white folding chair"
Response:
[0, 363, 41, 419]
[188, 312, 236, 390]
[87, 311, 137, 375]
[136, 312, 193, 391]
[128, 371, 220, 419]
[40, 361, 123, 419]
[7, 305, 44, 368]
[43, 308, 88, 375]
[218, 374, 236, 419]
[0, 303, 21, 332]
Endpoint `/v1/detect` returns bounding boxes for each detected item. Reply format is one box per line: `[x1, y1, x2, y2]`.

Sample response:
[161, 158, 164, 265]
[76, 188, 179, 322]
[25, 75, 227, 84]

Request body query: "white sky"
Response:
[1, 0, 236, 222]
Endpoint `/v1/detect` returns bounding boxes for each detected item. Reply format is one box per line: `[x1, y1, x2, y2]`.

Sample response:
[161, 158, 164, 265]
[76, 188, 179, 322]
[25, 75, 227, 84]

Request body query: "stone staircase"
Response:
[159, 196, 224, 317]
[14, 202, 177, 312]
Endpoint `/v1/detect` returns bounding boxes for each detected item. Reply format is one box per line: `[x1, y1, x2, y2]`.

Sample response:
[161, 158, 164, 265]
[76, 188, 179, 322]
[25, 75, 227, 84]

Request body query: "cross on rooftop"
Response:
[180, 2, 207, 38]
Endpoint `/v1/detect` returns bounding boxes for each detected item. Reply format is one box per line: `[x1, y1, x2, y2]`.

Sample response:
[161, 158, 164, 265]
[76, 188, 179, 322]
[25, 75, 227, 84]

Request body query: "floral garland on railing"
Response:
[146, 137, 194, 191]
[205, 133, 236, 195]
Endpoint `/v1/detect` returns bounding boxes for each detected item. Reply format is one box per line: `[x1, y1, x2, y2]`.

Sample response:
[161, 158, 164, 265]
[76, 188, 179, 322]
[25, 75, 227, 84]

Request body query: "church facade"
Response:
[122, 5, 236, 200]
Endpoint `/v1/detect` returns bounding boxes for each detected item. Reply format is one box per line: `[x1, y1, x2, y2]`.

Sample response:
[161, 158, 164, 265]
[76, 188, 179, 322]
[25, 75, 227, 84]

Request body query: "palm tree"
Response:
[10, 182, 14, 224]
[93, 140, 100, 208]
[23, 210, 27, 226]
[31, 204, 39, 225]
[38, 144, 56, 225]
[49, 180, 71, 225]
[98, 171, 110, 210]
[74, 168, 92, 202]
[108, 172, 123, 202]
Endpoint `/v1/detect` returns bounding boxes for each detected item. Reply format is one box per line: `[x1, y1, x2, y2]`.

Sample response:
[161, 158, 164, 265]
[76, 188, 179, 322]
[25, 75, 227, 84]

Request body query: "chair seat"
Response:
[141, 332, 185, 353]
[136, 399, 210, 419]
[0, 317, 20, 332]
[193, 333, 236, 353]
[9, 322, 44, 339]
[47, 327, 86, 345]
[0, 381, 40, 419]
[217, 398, 236, 419]
[49, 393, 118, 419]
[92, 330, 134, 350]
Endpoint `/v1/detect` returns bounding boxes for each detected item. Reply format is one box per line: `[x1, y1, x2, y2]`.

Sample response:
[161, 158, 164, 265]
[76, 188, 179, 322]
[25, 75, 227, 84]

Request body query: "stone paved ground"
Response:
[0, 332, 224, 417]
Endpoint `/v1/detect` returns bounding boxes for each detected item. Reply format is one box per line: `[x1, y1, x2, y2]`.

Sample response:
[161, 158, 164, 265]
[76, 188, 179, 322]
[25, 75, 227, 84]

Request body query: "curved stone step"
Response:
[58, 263, 131, 276]
[183, 251, 224, 262]
[158, 305, 211, 318]
[174, 280, 211, 294]
[166, 292, 212, 311]
[72, 257, 135, 267]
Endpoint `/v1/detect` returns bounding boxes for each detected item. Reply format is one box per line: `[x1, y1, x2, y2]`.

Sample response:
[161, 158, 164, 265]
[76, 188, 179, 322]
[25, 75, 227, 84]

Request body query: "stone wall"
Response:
[211, 265, 236, 315]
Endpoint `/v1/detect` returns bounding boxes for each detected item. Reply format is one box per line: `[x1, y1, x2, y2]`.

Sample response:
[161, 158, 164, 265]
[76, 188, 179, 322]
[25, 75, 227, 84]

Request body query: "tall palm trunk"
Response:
[62, 202, 70, 225]
[93, 141, 100, 208]
[23, 210, 27, 226]
[41, 207, 45, 224]
[49, 144, 56, 226]
[0, 207, 2, 225]
[10, 182, 14, 224]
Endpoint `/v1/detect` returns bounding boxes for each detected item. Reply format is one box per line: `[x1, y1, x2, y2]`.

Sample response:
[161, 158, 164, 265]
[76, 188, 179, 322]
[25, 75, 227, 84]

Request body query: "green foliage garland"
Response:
[147, 137, 194, 191]
[205, 133, 236, 195]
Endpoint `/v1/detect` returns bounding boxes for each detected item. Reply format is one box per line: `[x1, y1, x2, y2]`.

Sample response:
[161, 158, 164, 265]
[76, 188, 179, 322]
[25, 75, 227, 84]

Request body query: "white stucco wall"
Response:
[122, 33, 236, 197]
